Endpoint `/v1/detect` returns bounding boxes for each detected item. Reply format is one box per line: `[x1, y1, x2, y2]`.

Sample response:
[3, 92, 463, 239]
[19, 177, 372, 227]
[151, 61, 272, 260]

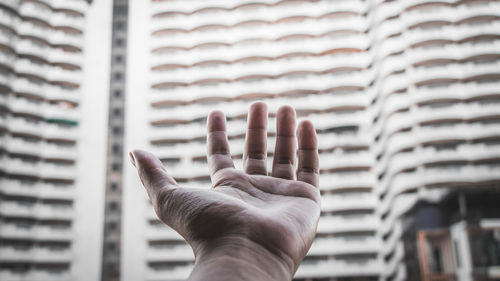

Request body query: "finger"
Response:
[129, 149, 178, 204]
[272, 105, 296, 180]
[243, 102, 268, 175]
[297, 120, 319, 187]
[207, 110, 234, 178]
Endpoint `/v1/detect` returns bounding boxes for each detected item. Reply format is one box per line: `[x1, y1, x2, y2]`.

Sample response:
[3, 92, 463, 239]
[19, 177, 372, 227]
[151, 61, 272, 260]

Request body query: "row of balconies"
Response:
[18, 2, 84, 30]
[13, 59, 82, 84]
[144, 208, 379, 237]
[149, 4, 499, 58]
[0, 270, 71, 281]
[150, 16, 367, 50]
[321, 193, 377, 213]
[150, 0, 366, 21]
[0, 158, 76, 180]
[148, 62, 498, 105]
[377, 141, 500, 184]
[151, 49, 371, 83]
[1, 137, 77, 160]
[0, 223, 73, 241]
[149, 90, 370, 119]
[147, 86, 498, 141]
[149, 70, 368, 101]
[151, 1, 499, 51]
[0, 247, 72, 262]
[144, 234, 381, 262]
[151, 50, 499, 90]
[0, 201, 74, 220]
[373, 109, 500, 161]
[378, 164, 500, 219]
[4, 76, 81, 101]
[5, 97, 79, 120]
[309, 236, 380, 256]
[149, 109, 367, 138]
[12, 39, 83, 67]
[0, 9, 83, 48]
[4, 117, 78, 141]
[0, 179, 74, 200]
[145, 258, 382, 280]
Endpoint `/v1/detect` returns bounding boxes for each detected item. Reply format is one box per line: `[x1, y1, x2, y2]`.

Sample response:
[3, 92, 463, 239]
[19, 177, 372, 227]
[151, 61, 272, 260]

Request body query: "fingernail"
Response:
[129, 151, 136, 167]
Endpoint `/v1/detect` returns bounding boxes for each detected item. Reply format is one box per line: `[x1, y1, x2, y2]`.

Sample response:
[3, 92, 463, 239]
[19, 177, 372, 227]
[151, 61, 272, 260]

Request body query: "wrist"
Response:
[189, 236, 294, 281]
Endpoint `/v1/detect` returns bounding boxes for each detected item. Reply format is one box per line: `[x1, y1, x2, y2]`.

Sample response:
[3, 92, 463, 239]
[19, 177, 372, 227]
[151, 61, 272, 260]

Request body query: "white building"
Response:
[123, 0, 500, 280]
[0, 0, 110, 280]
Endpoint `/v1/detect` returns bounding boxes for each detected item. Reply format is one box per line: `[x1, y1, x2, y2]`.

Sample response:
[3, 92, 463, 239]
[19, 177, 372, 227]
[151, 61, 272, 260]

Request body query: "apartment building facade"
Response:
[0, 0, 110, 280]
[100, 0, 129, 280]
[124, 0, 500, 280]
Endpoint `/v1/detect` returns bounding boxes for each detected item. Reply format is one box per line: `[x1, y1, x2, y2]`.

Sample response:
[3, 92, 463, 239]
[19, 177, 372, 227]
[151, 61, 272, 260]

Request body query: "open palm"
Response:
[130, 103, 320, 280]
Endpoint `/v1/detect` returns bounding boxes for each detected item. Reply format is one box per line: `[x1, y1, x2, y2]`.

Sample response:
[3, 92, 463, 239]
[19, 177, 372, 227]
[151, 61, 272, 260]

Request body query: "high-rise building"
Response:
[0, 0, 110, 280]
[101, 0, 129, 280]
[123, 0, 500, 281]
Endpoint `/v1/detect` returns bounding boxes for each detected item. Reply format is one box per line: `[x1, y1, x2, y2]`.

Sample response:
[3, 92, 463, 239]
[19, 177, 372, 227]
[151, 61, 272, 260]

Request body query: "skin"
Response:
[129, 102, 320, 281]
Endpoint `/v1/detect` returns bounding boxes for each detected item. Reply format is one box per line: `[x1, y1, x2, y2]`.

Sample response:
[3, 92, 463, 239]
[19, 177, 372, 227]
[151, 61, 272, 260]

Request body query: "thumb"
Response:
[129, 149, 178, 205]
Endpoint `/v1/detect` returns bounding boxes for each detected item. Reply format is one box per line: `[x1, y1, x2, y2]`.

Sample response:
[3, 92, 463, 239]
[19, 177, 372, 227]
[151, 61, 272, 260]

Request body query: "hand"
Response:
[130, 102, 320, 281]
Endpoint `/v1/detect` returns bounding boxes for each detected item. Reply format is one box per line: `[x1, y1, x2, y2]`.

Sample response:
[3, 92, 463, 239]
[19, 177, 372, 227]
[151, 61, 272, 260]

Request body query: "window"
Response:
[112, 143, 121, 154]
[109, 201, 118, 211]
[112, 126, 122, 134]
[113, 108, 122, 117]
[111, 163, 121, 171]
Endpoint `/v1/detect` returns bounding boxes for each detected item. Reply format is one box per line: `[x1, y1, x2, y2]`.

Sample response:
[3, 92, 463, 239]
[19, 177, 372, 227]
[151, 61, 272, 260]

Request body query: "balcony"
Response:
[0, 202, 35, 217]
[35, 226, 73, 240]
[50, 0, 87, 14]
[8, 96, 44, 117]
[146, 244, 194, 261]
[17, 21, 50, 40]
[50, 31, 83, 49]
[146, 265, 192, 281]
[295, 259, 382, 278]
[45, 85, 80, 103]
[48, 49, 83, 66]
[0, 202, 73, 220]
[43, 123, 78, 141]
[5, 136, 42, 156]
[4, 158, 39, 177]
[0, 179, 38, 197]
[150, 0, 365, 31]
[44, 104, 79, 121]
[50, 13, 84, 31]
[41, 163, 76, 180]
[308, 236, 381, 256]
[0, 5, 19, 29]
[317, 215, 379, 234]
[10, 78, 46, 99]
[146, 224, 185, 241]
[14, 59, 47, 79]
[321, 194, 377, 212]
[42, 143, 77, 160]
[19, 1, 51, 23]
[0, 224, 33, 240]
[0, 271, 72, 281]
[0, 179, 75, 200]
[1, 0, 21, 10]
[0, 247, 72, 262]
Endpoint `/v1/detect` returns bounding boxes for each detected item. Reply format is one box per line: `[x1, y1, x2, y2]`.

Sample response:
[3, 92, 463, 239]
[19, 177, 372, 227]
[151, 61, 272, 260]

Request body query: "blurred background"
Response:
[0, 0, 500, 281]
